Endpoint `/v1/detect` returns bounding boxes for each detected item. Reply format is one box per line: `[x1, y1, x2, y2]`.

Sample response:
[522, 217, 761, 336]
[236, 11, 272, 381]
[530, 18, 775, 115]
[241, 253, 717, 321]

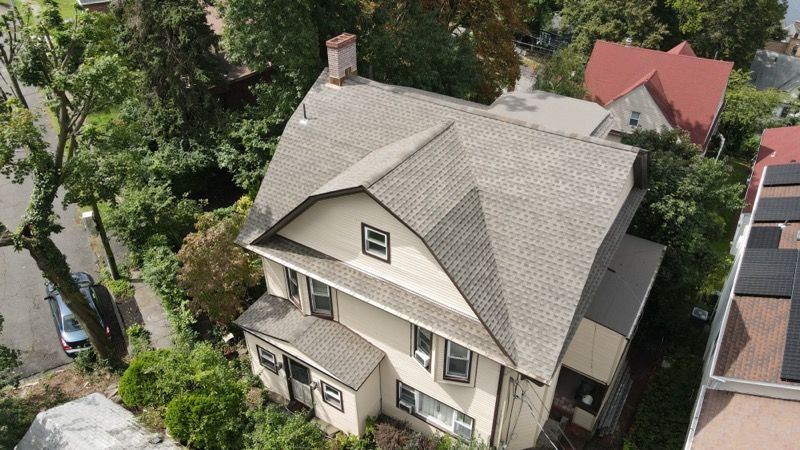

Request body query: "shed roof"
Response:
[487, 90, 612, 137]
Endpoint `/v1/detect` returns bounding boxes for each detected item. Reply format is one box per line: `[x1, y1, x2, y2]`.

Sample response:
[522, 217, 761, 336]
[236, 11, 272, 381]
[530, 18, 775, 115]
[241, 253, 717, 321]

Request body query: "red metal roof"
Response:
[744, 126, 800, 213]
[585, 40, 733, 147]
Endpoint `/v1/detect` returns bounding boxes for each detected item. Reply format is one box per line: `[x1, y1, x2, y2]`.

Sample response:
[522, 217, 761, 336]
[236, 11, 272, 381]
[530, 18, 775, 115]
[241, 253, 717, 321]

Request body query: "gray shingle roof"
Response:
[235, 293, 385, 390]
[16, 393, 179, 450]
[239, 72, 643, 383]
[751, 49, 800, 92]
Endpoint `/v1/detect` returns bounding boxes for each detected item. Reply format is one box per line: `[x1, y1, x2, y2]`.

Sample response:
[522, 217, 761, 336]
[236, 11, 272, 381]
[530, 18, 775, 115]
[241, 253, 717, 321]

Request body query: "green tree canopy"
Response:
[560, 0, 669, 52]
[533, 44, 587, 98]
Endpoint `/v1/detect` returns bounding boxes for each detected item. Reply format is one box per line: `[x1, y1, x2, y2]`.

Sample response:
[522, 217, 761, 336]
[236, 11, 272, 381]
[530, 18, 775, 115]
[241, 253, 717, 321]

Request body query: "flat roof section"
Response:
[692, 390, 800, 449]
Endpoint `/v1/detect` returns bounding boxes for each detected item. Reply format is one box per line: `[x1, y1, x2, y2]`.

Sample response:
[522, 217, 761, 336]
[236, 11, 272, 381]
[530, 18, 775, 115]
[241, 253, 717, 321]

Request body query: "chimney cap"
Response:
[326, 33, 356, 50]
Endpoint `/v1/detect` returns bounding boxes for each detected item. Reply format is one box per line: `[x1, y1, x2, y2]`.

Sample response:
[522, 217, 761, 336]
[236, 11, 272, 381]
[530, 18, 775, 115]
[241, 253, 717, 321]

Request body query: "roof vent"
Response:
[624, 37, 633, 47]
[326, 33, 357, 86]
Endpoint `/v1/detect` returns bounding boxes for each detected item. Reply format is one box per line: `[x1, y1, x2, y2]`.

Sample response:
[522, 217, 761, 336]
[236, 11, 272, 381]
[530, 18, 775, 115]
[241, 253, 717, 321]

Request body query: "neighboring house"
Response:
[76, 0, 110, 12]
[585, 40, 733, 150]
[488, 90, 614, 138]
[16, 393, 179, 449]
[751, 49, 800, 117]
[764, 20, 800, 56]
[684, 126, 800, 449]
[234, 33, 664, 448]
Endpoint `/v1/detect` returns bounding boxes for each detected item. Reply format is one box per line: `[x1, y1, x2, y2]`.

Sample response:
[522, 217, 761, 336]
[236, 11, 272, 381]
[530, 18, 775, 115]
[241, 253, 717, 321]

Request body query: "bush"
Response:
[0, 396, 37, 449]
[104, 278, 136, 299]
[141, 245, 196, 345]
[327, 433, 375, 450]
[126, 324, 152, 357]
[244, 405, 326, 450]
[73, 349, 110, 375]
[165, 389, 245, 450]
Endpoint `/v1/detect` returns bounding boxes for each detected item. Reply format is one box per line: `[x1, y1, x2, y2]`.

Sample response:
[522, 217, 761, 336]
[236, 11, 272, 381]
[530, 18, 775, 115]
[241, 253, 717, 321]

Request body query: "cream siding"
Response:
[494, 367, 559, 450]
[277, 192, 477, 319]
[337, 291, 500, 441]
[243, 331, 381, 435]
[561, 319, 627, 384]
[607, 85, 673, 135]
[264, 259, 288, 299]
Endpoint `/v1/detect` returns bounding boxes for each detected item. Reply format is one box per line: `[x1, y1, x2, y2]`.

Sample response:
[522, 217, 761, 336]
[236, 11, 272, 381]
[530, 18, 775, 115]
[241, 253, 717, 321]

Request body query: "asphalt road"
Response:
[0, 61, 105, 376]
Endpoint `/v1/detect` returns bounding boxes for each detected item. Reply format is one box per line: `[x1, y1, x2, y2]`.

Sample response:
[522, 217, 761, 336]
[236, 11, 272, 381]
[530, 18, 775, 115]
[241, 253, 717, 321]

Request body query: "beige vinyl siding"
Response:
[243, 331, 380, 435]
[337, 291, 500, 441]
[278, 192, 477, 319]
[494, 367, 559, 450]
[607, 84, 673, 134]
[264, 259, 288, 299]
[561, 319, 626, 384]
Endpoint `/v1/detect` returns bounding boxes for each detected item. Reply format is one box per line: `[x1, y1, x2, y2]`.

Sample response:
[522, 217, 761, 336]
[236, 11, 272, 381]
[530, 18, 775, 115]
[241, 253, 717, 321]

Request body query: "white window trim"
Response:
[321, 381, 343, 411]
[285, 267, 300, 306]
[256, 346, 278, 373]
[308, 278, 333, 318]
[396, 381, 474, 439]
[629, 111, 641, 127]
[414, 326, 433, 371]
[362, 224, 390, 261]
[443, 341, 472, 382]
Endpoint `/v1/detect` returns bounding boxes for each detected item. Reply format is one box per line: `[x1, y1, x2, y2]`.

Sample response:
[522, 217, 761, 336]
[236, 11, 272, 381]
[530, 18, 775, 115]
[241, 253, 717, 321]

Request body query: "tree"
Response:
[177, 198, 262, 325]
[0, 3, 133, 362]
[0, 6, 28, 107]
[534, 44, 587, 98]
[112, 0, 224, 134]
[359, 1, 482, 101]
[419, 0, 533, 102]
[667, 0, 787, 67]
[719, 69, 796, 156]
[560, 0, 669, 52]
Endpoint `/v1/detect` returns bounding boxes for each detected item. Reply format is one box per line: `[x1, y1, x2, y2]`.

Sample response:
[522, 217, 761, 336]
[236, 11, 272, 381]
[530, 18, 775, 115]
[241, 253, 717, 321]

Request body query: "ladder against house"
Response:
[596, 364, 633, 436]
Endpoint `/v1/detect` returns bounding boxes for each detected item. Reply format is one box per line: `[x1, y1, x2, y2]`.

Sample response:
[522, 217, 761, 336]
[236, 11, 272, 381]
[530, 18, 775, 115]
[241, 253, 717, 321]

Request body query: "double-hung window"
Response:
[413, 326, 433, 370]
[362, 224, 390, 262]
[629, 111, 641, 127]
[256, 346, 278, 373]
[396, 382, 474, 439]
[443, 341, 472, 382]
[308, 278, 333, 318]
[285, 267, 300, 307]
[321, 381, 343, 411]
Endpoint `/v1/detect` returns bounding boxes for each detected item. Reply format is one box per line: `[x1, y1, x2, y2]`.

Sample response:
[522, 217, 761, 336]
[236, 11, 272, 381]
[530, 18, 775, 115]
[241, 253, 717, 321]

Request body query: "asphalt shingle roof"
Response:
[235, 293, 385, 390]
[239, 71, 643, 382]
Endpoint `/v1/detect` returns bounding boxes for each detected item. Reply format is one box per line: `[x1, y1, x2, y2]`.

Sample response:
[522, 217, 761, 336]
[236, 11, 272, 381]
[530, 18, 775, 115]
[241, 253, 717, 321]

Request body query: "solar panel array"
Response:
[746, 226, 782, 248]
[753, 197, 800, 222]
[734, 249, 799, 298]
[782, 279, 800, 382]
[764, 164, 800, 187]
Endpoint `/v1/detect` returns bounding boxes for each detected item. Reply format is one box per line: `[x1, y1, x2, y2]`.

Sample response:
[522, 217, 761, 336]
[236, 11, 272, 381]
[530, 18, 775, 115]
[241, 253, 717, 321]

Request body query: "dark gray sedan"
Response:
[45, 272, 110, 356]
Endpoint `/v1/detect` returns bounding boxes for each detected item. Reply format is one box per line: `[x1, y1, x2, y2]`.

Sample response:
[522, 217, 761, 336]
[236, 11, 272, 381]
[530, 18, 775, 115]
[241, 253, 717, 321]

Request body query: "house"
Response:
[750, 49, 800, 116]
[16, 393, 179, 449]
[684, 126, 800, 449]
[764, 20, 800, 56]
[234, 33, 664, 448]
[487, 90, 614, 138]
[584, 40, 733, 150]
[75, 0, 110, 12]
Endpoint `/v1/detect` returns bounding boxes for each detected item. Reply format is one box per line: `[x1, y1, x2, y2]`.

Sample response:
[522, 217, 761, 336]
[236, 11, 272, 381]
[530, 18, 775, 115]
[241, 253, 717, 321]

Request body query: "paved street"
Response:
[0, 58, 102, 376]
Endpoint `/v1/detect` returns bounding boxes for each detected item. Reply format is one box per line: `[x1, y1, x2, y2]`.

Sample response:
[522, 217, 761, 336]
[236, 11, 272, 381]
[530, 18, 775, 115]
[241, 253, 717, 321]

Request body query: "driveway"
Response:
[0, 57, 108, 376]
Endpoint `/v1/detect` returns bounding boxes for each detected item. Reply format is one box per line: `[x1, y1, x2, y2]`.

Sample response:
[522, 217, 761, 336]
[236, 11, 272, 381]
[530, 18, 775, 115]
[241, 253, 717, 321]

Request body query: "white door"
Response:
[288, 358, 313, 407]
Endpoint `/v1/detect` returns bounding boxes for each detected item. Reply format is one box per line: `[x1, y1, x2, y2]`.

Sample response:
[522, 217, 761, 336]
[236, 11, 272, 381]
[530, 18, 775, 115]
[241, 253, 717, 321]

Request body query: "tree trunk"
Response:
[8, 73, 28, 109]
[91, 201, 119, 280]
[26, 236, 117, 363]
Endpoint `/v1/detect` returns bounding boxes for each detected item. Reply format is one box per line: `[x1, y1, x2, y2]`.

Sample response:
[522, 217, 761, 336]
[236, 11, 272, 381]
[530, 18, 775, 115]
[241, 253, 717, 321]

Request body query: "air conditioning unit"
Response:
[398, 400, 414, 413]
[414, 350, 431, 369]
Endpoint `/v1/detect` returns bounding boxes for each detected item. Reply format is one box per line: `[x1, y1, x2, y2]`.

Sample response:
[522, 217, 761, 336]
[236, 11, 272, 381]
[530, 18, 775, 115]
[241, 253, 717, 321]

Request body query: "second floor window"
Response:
[629, 111, 641, 127]
[414, 326, 433, 370]
[444, 341, 472, 382]
[362, 224, 390, 262]
[285, 267, 300, 306]
[309, 278, 333, 318]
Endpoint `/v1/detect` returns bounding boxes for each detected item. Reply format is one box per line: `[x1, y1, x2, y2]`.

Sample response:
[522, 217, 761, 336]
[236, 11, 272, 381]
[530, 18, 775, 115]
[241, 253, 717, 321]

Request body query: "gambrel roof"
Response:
[239, 72, 645, 383]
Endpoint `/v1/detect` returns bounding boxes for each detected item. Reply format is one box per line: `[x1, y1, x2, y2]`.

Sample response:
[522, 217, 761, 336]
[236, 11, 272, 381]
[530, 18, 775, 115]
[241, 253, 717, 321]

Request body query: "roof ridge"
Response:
[343, 74, 642, 155]
[595, 40, 734, 65]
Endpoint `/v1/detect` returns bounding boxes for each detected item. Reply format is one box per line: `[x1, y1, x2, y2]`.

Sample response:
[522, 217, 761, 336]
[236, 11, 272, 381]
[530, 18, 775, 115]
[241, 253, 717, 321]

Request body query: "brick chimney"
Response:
[326, 33, 357, 86]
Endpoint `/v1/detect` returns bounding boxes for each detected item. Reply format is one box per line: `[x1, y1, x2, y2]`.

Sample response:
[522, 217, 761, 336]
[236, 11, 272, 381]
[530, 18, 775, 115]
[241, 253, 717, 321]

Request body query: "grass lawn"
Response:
[35, 0, 77, 19]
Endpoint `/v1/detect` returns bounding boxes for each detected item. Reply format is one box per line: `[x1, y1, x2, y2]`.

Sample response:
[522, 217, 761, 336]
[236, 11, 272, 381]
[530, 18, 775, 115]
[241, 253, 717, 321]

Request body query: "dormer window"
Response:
[629, 111, 641, 127]
[362, 224, 390, 262]
[308, 278, 333, 318]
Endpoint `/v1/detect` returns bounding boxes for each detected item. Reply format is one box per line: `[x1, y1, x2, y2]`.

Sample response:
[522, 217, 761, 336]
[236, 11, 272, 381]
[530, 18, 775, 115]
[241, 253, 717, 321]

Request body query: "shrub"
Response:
[104, 278, 136, 299]
[165, 389, 245, 450]
[0, 396, 37, 449]
[141, 245, 196, 345]
[327, 433, 375, 450]
[244, 405, 326, 450]
[373, 420, 412, 450]
[126, 324, 152, 357]
[73, 349, 109, 375]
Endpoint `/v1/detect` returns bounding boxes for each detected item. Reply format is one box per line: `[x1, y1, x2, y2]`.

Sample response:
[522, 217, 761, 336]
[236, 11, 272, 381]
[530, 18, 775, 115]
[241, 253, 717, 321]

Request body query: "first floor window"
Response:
[396, 381, 474, 439]
[285, 267, 300, 306]
[321, 381, 344, 411]
[444, 341, 472, 382]
[256, 346, 278, 373]
[629, 111, 641, 127]
[414, 326, 433, 370]
[309, 278, 333, 318]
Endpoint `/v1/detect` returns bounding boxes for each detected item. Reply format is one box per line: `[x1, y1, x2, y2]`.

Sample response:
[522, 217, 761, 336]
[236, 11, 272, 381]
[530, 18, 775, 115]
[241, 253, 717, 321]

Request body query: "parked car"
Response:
[45, 272, 110, 356]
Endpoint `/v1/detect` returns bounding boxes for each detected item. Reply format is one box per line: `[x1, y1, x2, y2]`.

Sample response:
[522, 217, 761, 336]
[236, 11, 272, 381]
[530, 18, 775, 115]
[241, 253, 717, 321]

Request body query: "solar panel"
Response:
[780, 297, 800, 382]
[763, 164, 800, 187]
[753, 197, 800, 222]
[747, 226, 782, 248]
[734, 249, 799, 298]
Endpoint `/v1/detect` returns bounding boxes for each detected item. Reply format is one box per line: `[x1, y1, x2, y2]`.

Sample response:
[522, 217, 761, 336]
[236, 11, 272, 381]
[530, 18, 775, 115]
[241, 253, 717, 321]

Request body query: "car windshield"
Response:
[63, 314, 83, 333]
